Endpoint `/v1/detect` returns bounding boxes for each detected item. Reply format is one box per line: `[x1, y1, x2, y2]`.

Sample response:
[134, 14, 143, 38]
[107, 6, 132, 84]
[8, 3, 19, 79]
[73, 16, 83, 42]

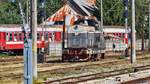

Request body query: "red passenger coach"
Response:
[103, 26, 129, 44]
[0, 24, 62, 52]
[103, 26, 130, 51]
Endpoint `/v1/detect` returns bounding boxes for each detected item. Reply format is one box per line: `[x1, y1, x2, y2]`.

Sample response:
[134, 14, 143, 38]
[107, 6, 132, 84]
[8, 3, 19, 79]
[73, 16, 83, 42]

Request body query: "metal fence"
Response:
[48, 42, 62, 56]
[47, 39, 149, 57]
[106, 39, 149, 51]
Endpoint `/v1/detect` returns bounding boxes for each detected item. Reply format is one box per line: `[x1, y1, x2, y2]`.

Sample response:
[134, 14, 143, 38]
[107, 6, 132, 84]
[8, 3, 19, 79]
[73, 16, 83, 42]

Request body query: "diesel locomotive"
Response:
[62, 19, 106, 61]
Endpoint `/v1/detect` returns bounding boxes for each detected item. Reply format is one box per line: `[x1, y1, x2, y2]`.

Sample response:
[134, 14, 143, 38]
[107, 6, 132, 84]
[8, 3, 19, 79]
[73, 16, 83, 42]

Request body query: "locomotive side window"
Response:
[95, 36, 100, 42]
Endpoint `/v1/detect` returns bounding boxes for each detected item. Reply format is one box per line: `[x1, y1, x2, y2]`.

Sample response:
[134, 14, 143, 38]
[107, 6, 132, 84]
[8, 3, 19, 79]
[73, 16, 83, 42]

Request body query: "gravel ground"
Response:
[1, 52, 150, 84]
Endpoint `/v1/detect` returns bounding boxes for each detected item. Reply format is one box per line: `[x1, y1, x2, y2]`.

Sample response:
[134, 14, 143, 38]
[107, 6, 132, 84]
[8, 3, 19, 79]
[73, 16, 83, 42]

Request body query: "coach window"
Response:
[37, 33, 40, 40]
[22, 33, 24, 40]
[14, 32, 18, 41]
[19, 33, 22, 41]
[9, 32, 13, 41]
[49, 33, 52, 38]
[6, 33, 9, 41]
[122, 33, 124, 38]
[45, 32, 49, 40]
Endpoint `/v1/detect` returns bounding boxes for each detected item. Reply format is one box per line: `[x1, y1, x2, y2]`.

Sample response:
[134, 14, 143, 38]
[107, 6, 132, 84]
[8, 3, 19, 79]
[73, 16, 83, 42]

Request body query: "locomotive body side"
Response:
[62, 25, 106, 61]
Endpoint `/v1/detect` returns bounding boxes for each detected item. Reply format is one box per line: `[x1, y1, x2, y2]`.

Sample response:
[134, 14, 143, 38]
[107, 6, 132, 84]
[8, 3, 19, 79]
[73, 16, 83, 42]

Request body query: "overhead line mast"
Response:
[131, 0, 136, 63]
[30, 0, 38, 83]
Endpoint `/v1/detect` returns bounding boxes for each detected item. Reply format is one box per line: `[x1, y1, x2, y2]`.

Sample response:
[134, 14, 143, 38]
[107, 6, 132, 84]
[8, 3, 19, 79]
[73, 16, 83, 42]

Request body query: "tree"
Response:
[96, 0, 124, 26]
[0, 0, 63, 24]
[96, 0, 149, 39]
[0, 2, 21, 24]
[37, 0, 63, 23]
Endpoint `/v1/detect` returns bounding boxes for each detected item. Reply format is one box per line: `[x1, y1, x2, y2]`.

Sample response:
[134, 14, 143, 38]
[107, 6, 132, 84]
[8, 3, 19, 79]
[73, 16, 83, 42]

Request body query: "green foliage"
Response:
[0, 0, 149, 39]
[96, 0, 149, 39]
[96, 0, 124, 26]
[0, 0, 63, 24]
[135, 0, 149, 39]
[0, 2, 21, 24]
[37, 0, 63, 23]
[46, 0, 63, 18]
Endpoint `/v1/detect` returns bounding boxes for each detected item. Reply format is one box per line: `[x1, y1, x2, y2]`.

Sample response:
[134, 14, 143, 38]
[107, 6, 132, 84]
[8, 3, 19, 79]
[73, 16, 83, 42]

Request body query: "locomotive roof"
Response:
[67, 25, 96, 33]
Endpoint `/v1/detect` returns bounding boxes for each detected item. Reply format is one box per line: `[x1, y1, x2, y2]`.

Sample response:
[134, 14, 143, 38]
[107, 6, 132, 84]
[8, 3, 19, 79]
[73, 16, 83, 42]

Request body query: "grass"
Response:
[117, 55, 126, 59]
[0, 53, 17, 58]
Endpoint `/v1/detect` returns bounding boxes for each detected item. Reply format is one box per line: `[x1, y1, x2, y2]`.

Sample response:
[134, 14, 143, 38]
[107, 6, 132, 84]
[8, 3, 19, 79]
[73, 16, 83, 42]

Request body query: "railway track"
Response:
[0, 50, 143, 63]
[1, 54, 150, 81]
[122, 76, 150, 84]
[44, 65, 150, 84]
[0, 56, 22, 63]
[0, 51, 149, 83]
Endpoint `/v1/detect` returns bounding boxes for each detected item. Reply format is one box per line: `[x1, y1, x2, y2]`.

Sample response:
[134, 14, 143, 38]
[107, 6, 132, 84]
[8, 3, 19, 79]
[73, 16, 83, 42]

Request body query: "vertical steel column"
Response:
[125, 1, 128, 45]
[100, 0, 103, 30]
[30, 0, 38, 83]
[131, 0, 136, 63]
[19, 1, 33, 83]
[24, 38, 33, 84]
[100, 0, 105, 59]
[123, 0, 129, 57]
[149, 0, 150, 51]
[41, 0, 46, 52]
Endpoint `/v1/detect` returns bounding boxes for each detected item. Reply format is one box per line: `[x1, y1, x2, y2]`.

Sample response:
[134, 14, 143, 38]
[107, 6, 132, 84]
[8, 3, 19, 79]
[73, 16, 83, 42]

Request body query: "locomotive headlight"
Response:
[82, 50, 88, 54]
[63, 50, 69, 54]
[87, 49, 92, 54]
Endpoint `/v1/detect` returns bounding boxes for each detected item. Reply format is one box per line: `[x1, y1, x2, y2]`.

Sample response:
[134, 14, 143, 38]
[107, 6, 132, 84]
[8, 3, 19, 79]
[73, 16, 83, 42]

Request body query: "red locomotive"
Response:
[0, 24, 62, 53]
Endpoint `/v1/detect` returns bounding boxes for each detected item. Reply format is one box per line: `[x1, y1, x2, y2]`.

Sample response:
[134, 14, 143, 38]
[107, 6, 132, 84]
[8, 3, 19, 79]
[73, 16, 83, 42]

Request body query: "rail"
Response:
[44, 65, 150, 84]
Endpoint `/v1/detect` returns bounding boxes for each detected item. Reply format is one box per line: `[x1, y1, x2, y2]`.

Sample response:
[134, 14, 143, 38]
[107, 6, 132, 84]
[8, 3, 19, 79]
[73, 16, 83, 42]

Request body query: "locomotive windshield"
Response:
[74, 19, 101, 31]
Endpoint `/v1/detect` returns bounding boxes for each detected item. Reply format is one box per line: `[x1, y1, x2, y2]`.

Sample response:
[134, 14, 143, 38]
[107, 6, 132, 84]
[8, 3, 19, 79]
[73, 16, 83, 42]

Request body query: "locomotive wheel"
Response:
[95, 54, 100, 61]
[90, 54, 96, 61]
[97, 54, 101, 61]
[101, 53, 105, 59]
[94, 54, 99, 61]
[62, 54, 66, 62]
